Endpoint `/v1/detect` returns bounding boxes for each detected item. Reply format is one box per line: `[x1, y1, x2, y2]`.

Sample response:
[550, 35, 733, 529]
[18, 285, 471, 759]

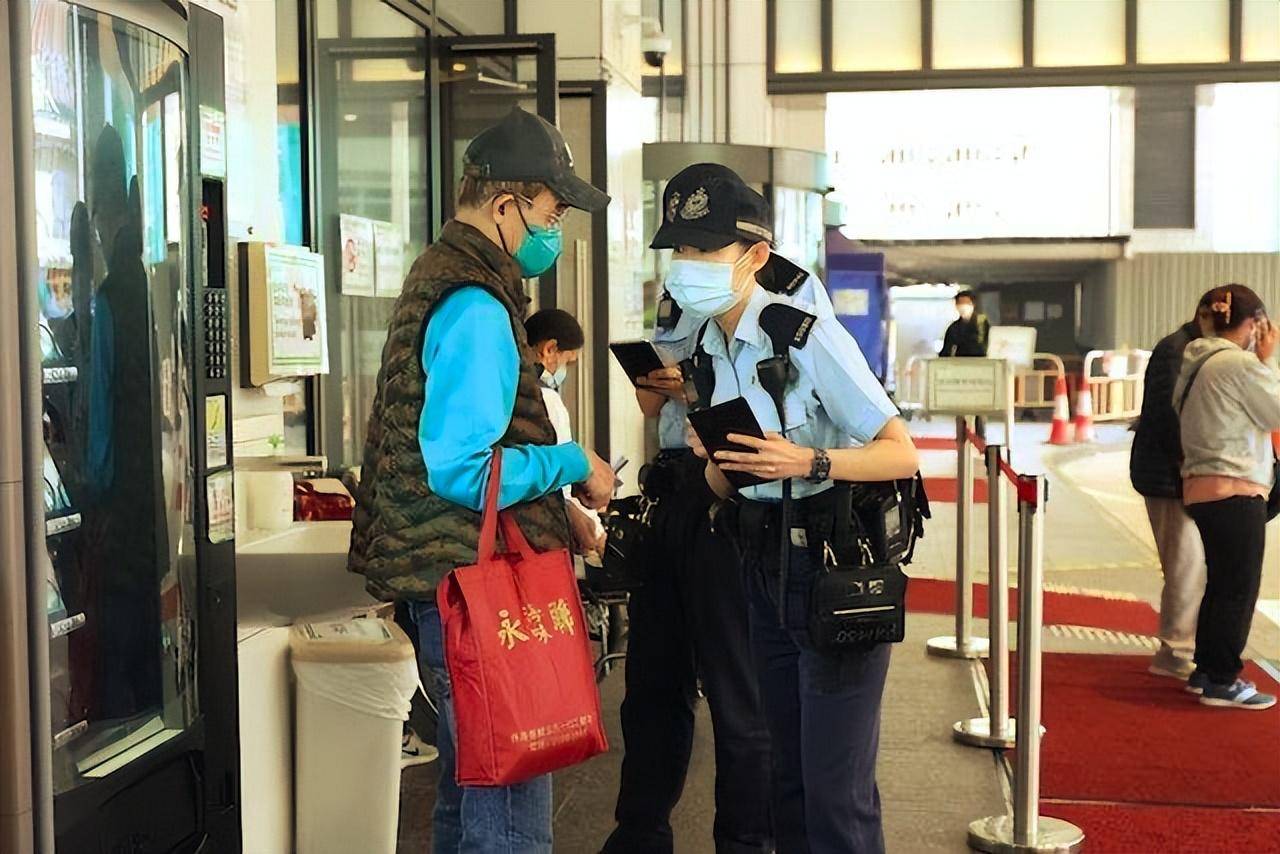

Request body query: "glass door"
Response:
[31, 0, 197, 796]
[312, 0, 432, 471]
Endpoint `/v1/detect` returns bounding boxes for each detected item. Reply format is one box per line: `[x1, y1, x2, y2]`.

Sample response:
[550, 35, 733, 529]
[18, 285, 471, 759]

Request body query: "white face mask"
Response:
[665, 252, 754, 319]
[958, 304, 975, 320]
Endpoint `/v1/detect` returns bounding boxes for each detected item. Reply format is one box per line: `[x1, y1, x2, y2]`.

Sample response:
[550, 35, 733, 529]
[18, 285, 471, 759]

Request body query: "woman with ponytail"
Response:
[1175, 283, 1280, 709]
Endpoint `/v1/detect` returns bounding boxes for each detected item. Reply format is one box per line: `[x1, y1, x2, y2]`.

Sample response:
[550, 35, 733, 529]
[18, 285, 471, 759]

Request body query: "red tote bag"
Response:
[436, 449, 608, 786]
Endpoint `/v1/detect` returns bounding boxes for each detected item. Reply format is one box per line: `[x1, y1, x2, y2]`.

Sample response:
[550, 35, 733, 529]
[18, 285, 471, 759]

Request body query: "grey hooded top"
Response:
[1174, 337, 1280, 488]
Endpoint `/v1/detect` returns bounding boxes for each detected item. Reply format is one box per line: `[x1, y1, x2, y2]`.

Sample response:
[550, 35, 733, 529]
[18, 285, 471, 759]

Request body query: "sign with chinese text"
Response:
[339, 214, 375, 296]
[926, 358, 1009, 415]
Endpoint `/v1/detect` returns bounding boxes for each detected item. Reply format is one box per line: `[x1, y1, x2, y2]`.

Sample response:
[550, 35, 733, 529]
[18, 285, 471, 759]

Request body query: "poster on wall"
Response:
[206, 470, 235, 544]
[241, 242, 329, 385]
[373, 220, 405, 298]
[339, 214, 376, 296]
[205, 395, 228, 469]
[199, 105, 227, 179]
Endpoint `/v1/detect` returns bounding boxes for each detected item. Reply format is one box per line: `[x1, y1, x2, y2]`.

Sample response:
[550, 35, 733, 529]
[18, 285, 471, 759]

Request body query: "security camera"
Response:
[643, 33, 671, 69]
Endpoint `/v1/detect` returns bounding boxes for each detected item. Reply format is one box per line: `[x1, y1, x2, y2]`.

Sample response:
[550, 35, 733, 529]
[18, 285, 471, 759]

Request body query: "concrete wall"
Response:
[1097, 253, 1280, 350]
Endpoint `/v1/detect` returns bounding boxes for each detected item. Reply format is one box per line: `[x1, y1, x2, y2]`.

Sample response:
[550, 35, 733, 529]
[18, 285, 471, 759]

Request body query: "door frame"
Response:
[558, 80, 610, 457]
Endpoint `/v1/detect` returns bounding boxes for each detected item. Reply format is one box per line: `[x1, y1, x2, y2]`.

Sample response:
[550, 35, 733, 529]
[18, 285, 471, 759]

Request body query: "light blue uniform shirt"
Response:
[702, 285, 899, 502]
[652, 270, 837, 451]
[418, 286, 590, 511]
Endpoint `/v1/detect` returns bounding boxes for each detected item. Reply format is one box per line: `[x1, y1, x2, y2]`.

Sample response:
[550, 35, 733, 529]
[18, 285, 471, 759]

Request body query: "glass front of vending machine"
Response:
[7, 1, 241, 849]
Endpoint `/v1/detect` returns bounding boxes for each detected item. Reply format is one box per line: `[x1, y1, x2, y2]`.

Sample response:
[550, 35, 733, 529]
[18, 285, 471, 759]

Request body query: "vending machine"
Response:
[2, 1, 240, 849]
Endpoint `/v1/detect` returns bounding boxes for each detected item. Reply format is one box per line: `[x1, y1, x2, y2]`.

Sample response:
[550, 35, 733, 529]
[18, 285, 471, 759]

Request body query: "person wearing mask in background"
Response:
[940, 290, 990, 358]
[1176, 284, 1280, 710]
[525, 308, 606, 559]
[657, 166, 918, 853]
[349, 107, 615, 853]
[1129, 290, 1216, 682]
[940, 289, 991, 436]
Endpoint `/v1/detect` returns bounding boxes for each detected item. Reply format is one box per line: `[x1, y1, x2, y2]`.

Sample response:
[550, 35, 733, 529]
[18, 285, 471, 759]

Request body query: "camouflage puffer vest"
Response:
[348, 220, 570, 600]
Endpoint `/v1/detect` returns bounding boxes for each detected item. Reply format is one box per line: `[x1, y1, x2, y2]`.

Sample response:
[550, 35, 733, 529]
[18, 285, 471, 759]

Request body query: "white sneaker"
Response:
[401, 731, 439, 768]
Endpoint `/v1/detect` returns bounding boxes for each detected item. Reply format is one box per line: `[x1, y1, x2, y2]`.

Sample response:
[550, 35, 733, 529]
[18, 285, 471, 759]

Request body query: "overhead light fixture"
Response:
[452, 62, 467, 72]
[343, 114, 358, 122]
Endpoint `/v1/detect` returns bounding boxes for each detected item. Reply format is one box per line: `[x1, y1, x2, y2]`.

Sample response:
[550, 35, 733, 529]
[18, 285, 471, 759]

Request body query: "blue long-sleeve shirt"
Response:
[419, 286, 589, 511]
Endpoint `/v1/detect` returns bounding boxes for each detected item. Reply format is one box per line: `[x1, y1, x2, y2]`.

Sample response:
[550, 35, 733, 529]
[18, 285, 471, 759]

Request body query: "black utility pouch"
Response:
[808, 556, 909, 650]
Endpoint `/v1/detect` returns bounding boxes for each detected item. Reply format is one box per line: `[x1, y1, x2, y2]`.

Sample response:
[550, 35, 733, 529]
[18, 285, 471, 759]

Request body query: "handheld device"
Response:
[687, 397, 768, 489]
[609, 341, 667, 384]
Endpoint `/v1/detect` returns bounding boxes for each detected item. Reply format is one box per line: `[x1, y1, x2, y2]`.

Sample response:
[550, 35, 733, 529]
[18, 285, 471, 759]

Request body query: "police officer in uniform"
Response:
[602, 167, 776, 853]
[657, 167, 920, 854]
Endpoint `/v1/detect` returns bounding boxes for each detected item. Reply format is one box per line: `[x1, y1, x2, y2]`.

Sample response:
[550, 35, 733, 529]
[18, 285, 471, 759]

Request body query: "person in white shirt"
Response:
[525, 309, 606, 558]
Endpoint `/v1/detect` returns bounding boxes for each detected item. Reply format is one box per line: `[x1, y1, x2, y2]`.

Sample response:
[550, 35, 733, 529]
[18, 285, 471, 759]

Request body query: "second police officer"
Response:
[653, 165, 920, 854]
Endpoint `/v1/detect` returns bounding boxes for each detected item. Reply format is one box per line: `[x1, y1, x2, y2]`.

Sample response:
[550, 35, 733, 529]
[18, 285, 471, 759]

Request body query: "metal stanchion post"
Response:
[928, 416, 989, 659]
[969, 476, 1084, 854]
[954, 444, 1016, 748]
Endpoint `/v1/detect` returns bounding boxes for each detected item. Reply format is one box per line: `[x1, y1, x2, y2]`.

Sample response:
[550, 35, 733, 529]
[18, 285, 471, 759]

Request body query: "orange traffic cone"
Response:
[1074, 383, 1096, 443]
[1048, 376, 1072, 445]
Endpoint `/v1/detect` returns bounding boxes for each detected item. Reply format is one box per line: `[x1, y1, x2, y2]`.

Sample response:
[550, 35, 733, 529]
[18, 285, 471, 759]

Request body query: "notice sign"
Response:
[242, 242, 330, 385]
[206, 470, 235, 544]
[373, 220, 405, 298]
[831, 288, 870, 317]
[988, 326, 1038, 369]
[205, 395, 228, 469]
[926, 358, 1008, 415]
[339, 214, 375, 296]
[265, 245, 329, 376]
[199, 105, 226, 178]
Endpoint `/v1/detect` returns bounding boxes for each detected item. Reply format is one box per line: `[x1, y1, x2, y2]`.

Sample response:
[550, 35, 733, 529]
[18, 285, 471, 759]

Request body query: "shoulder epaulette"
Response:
[759, 303, 817, 356]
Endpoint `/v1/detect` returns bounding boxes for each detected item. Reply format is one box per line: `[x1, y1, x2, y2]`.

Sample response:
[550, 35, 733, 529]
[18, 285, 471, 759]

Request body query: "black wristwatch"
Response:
[806, 448, 832, 483]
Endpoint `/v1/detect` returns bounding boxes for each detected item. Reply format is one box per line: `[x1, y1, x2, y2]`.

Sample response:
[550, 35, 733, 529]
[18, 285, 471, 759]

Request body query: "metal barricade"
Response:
[1081, 349, 1151, 422]
[953, 443, 1017, 749]
[968, 474, 1085, 854]
[925, 417, 990, 660]
[1012, 354, 1066, 412]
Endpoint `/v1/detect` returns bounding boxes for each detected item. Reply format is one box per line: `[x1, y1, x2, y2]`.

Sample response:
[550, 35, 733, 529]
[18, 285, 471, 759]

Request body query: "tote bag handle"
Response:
[476, 449, 538, 564]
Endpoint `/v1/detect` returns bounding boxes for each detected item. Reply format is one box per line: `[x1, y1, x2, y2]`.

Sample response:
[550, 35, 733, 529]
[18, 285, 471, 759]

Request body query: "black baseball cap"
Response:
[462, 107, 610, 213]
[649, 163, 810, 296]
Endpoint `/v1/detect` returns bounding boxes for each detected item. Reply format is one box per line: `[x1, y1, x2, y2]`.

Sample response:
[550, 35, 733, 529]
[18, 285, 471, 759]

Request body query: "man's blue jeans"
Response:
[407, 601, 553, 853]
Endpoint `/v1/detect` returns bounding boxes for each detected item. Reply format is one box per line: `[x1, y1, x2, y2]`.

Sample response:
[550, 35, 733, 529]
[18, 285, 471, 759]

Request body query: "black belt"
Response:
[731, 484, 851, 550]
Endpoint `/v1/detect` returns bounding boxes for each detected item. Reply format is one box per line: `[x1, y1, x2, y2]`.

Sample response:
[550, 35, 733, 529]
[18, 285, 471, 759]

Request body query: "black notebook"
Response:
[687, 397, 769, 489]
[609, 340, 667, 384]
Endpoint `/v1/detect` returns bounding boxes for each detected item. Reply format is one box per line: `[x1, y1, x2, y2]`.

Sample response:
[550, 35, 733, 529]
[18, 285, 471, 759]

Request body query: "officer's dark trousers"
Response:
[743, 540, 891, 854]
[603, 453, 773, 854]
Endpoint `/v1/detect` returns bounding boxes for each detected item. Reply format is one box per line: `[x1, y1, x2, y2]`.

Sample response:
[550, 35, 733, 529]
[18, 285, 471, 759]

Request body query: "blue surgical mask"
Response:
[665, 259, 739, 319]
[542, 364, 568, 390]
[512, 205, 563, 277]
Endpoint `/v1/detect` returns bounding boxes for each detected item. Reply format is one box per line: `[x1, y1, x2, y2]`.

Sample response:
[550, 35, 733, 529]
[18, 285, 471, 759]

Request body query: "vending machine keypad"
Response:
[204, 289, 228, 380]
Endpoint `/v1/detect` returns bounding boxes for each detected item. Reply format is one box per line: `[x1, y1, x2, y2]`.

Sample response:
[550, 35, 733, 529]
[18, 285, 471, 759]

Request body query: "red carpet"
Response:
[907, 577, 1159, 635]
[1043, 801, 1280, 853]
[922, 476, 989, 503]
[1019, 655, 1280, 809]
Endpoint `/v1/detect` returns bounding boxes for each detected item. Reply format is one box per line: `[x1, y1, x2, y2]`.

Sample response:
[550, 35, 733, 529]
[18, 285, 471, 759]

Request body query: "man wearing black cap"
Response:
[349, 106, 613, 852]
[633, 164, 918, 854]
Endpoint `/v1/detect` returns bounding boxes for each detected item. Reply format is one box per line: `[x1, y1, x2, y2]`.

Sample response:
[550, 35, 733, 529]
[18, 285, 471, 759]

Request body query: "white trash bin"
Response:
[291, 617, 420, 854]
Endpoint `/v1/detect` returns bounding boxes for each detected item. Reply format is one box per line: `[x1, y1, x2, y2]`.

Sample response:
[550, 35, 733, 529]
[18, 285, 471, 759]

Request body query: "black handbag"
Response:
[586, 494, 652, 593]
